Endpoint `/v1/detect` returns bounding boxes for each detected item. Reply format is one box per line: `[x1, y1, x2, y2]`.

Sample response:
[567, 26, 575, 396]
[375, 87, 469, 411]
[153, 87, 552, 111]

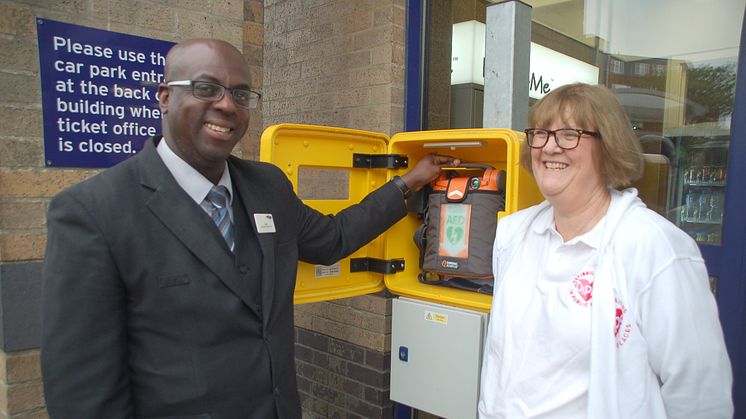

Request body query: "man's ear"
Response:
[157, 85, 170, 114]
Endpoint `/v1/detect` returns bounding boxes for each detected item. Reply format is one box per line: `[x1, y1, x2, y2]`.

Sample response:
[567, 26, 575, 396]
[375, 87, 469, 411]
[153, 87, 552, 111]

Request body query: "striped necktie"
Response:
[204, 185, 235, 252]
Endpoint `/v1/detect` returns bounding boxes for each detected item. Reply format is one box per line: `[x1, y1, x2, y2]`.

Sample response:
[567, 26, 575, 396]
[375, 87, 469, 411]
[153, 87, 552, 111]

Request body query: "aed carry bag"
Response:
[415, 164, 506, 295]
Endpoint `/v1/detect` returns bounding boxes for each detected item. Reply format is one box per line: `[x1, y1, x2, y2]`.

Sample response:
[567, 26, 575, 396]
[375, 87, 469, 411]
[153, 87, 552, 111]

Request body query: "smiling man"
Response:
[159, 40, 252, 184]
[41, 39, 457, 419]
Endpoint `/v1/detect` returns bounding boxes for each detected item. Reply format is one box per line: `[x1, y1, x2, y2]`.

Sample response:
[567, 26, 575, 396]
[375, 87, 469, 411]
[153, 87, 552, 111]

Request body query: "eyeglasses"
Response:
[524, 128, 600, 150]
[166, 80, 261, 110]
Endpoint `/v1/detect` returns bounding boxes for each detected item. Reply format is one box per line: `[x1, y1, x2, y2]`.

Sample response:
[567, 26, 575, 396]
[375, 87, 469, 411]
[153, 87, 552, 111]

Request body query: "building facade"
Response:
[1, 0, 745, 417]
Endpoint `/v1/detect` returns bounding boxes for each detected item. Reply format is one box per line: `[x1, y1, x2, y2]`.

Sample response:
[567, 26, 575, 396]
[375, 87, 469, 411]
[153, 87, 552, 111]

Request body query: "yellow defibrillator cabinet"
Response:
[260, 124, 543, 418]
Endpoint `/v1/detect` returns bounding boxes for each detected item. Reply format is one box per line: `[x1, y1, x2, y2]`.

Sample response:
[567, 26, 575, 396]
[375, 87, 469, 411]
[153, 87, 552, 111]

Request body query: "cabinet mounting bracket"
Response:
[352, 154, 409, 169]
[350, 258, 405, 274]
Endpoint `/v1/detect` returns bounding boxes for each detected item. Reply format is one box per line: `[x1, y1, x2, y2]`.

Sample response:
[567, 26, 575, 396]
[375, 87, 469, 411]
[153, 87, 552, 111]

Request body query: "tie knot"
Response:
[206, 185, 230, 209]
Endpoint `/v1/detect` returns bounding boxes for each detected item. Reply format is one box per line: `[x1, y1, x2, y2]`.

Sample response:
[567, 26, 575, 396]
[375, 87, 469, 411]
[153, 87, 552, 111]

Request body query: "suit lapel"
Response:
[229, 158, 276, 326]
[138, 138, 261, 318]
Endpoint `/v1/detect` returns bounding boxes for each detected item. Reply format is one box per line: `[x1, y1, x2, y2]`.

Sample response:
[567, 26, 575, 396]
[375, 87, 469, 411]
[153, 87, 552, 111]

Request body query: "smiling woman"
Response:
[478, 82, 733, 419]
[521, 84, 644, 191]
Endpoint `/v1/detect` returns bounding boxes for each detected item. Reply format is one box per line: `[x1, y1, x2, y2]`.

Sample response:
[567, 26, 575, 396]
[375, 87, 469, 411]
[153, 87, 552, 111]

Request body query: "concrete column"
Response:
[483, 0, 531, 130]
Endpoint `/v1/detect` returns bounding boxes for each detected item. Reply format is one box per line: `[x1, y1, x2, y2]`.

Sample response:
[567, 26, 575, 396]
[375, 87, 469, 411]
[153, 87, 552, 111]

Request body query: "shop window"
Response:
[609, 58, 625, 75]
[418, 0, 741, 234]
[635, 62, 650, 76]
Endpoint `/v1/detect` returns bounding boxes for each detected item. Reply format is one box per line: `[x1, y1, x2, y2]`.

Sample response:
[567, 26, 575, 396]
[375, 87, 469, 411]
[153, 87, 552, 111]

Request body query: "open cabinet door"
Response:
[380, 128, 543, 312]
[260, 124, 396, 304]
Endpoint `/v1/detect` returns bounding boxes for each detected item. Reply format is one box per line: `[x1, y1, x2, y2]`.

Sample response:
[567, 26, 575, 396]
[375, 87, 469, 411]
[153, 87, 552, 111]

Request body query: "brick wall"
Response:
[0, 352, 44, 419]
[242, 0, 264, 159]
[295, 295, 393, 418]
[263, 0, 407, 417]
[0, 0, 249, 417]
[263, 0, 406, 134]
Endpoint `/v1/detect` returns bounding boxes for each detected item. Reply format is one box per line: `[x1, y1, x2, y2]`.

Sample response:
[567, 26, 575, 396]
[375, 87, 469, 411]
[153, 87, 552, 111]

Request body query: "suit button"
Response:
[273, 387, 280, 396]
[264, 334, 272, 343]
[238, 264, 249, 274]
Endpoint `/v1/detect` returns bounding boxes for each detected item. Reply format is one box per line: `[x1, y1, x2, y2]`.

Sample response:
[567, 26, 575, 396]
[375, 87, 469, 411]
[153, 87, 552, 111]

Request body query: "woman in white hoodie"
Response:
[478, 83, 733, 419]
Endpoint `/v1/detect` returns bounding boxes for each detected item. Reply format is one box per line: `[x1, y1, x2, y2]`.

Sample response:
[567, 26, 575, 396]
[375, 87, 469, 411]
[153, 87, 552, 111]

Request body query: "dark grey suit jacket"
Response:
[41, 136, 406, 419]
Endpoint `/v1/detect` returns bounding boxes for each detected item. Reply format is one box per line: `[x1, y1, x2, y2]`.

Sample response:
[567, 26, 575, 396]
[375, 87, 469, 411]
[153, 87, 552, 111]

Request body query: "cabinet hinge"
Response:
[352, 153, 409, 169]
[350, 258, 405, 274]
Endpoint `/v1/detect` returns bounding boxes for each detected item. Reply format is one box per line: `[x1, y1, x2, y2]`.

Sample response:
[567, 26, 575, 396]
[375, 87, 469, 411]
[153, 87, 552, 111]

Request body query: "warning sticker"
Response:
[424, 310, 448, 325]
[315, 263, 341, 278]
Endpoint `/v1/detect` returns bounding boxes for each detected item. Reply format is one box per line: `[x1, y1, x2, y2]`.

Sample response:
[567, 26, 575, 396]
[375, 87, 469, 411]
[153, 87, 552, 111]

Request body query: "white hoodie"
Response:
[478, 188, 733, 419]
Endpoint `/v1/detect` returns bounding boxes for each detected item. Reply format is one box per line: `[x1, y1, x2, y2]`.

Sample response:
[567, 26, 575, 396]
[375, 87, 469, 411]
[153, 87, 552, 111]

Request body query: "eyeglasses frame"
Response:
[524, 128, 600, 150]
[165, 80, 261, 110]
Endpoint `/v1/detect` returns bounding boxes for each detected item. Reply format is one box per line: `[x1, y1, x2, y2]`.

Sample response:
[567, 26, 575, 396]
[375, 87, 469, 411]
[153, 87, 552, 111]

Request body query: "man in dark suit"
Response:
[41, 38, 456, 419]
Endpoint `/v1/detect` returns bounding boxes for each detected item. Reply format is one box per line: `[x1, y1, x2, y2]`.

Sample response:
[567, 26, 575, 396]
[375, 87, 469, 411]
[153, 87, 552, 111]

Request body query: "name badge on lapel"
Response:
[254, 213, 276, 233]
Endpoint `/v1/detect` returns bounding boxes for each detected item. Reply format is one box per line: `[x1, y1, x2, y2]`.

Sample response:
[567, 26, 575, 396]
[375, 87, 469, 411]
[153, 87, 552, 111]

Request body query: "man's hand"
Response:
[400, 154, 460, 192]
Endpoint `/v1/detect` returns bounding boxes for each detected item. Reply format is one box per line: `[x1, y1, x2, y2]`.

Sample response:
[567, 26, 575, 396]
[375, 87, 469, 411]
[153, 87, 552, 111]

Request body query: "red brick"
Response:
[3, 381, 44, 415]
[364, 385, 390, 405]
[296, 328, 330, 352]
[0, 351, 42, 385]
[0, 169, 99, 199]
[328, 339, 365, 363]
[347, 363, 387, 388]
[0, 201, 47, 230]
[0, 3, 35, 37]
[243, 21, 263, 45]
[296, 362, 330, 386]
[0, 232, 46, 262]
[244, 1, 264, 24]
[364, 348, 390, 371]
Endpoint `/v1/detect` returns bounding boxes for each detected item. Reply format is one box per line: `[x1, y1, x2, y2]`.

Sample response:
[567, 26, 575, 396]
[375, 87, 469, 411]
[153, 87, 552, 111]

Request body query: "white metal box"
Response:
[390, 297, 489, 418]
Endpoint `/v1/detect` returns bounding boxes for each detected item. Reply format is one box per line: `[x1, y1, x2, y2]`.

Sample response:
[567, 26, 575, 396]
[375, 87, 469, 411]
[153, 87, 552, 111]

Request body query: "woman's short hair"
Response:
[520, 83, 644, 187]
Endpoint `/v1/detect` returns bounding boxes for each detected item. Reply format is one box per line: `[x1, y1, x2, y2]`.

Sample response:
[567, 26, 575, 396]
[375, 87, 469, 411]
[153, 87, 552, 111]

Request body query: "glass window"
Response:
[635, 63, 650, 76]
[610, 58, 625, 74]
[420, 0, 745, 247]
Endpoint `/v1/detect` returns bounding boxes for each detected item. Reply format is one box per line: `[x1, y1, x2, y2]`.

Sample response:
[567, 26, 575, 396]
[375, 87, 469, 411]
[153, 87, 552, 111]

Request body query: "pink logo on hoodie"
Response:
[615, 296, 632, 348]
[570, 270, 594, 307]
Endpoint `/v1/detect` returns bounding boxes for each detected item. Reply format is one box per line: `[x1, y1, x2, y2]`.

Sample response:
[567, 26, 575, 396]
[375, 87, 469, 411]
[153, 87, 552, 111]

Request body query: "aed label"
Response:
[439, 203, 471, 258]
[424, 310, 448, 325]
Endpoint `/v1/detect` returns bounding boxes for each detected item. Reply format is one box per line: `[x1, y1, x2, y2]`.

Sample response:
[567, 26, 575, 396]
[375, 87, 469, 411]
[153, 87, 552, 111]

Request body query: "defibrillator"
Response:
[414, 163, 506, 294]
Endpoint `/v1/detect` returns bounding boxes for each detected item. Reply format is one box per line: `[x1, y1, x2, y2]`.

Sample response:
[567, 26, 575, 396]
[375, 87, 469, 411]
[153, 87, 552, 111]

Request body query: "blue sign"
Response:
[36, 18, 174, 167]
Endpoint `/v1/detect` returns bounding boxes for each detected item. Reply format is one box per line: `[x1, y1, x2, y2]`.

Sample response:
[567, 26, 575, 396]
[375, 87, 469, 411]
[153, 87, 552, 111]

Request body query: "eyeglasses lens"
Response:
[527, 129, 580, 149]
[192, 81, 258, 109]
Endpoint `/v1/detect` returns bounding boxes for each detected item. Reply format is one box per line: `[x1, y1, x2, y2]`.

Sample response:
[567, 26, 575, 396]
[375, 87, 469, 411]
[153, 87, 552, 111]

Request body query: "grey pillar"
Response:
[483, 0, 532, 130]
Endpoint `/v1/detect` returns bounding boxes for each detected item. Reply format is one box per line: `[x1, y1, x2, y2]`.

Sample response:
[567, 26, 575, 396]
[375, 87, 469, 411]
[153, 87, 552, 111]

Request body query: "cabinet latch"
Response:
[350, 258, 405, 274]
[352, 154, 409, 169]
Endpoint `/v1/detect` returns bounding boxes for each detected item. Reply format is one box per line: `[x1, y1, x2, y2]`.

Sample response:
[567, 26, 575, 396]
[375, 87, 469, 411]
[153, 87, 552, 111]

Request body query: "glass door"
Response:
[406, 0, 746, 414]
[669, 127, 729, 245]
[408, 0, 744, 281]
